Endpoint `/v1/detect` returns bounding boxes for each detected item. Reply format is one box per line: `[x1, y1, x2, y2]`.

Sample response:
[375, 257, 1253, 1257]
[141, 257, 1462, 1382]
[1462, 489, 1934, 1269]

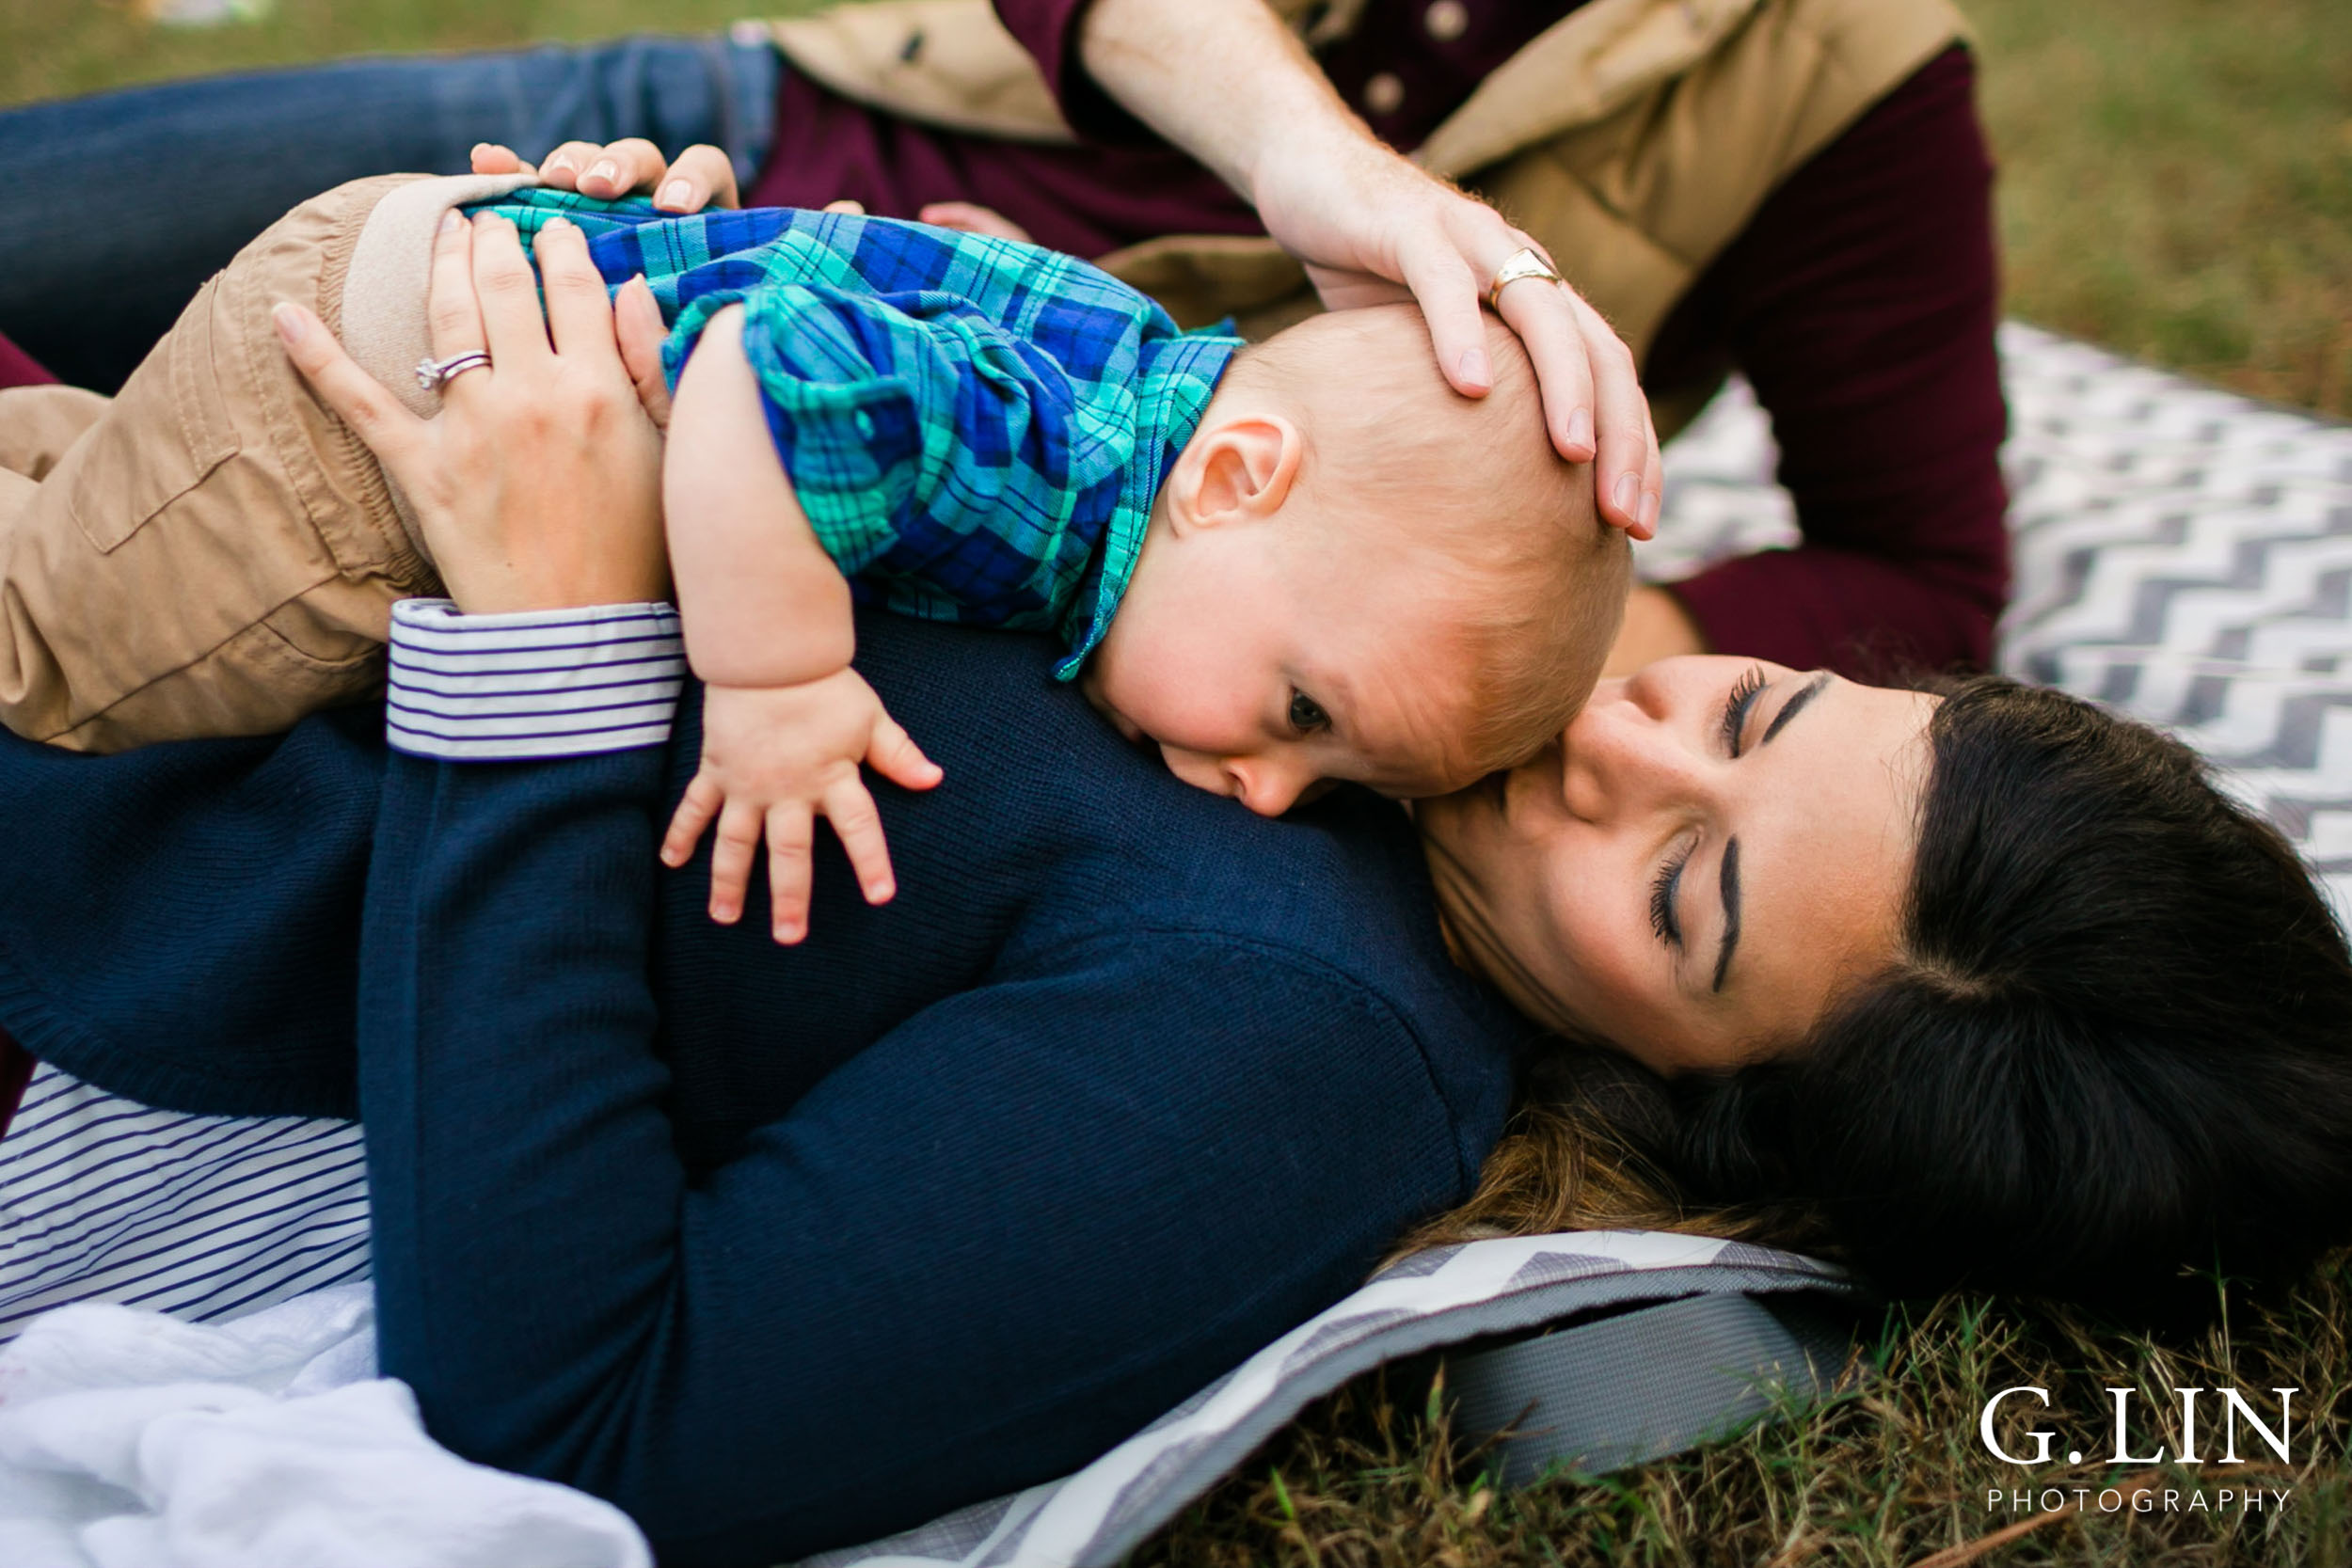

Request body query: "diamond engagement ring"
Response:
[1486, 246, 1564, 312]
[415, 350, 492, 392]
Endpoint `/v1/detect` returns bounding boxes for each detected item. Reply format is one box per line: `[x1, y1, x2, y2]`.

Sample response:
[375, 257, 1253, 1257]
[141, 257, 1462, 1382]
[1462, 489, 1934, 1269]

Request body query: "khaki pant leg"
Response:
[0, 386, 111, 482]
[0, 174, 439, 754]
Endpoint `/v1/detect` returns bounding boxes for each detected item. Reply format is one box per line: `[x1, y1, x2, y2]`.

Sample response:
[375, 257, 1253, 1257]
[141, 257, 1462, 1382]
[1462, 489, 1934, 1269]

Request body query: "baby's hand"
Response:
[660, 673, 944, 943]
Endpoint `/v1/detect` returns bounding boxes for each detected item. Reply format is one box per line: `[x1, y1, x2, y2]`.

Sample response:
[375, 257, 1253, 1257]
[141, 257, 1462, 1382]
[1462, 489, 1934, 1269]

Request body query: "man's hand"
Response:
[1076, 0, 1662, 539]
[660, 673, 945, 943]
[1250, 129, 1662, 538]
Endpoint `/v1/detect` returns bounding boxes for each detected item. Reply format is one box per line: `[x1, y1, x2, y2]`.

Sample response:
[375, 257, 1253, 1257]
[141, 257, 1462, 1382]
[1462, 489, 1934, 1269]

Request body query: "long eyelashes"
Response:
[1720, 665, 1767, 755]
[1648, 844, 1689, 946]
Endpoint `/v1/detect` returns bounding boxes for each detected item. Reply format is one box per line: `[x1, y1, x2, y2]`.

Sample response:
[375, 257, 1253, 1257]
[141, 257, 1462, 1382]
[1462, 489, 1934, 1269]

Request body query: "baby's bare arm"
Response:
[664, 305, 853, 688]
[660, 308, 942, 942]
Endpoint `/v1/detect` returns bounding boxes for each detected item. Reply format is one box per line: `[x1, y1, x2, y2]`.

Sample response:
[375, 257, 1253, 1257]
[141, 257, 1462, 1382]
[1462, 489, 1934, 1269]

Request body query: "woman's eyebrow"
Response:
[1759, 673, 1833, 747]
[1712, 836, 1741, 993]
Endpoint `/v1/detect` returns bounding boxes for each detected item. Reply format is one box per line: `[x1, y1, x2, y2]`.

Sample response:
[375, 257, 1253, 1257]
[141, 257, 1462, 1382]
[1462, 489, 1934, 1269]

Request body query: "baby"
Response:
[0, 179, 1629, 940]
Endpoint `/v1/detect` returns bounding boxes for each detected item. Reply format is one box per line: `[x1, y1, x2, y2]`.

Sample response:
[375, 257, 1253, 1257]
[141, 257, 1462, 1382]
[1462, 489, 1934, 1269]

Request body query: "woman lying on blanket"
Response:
[0, 190, 2347, 1564]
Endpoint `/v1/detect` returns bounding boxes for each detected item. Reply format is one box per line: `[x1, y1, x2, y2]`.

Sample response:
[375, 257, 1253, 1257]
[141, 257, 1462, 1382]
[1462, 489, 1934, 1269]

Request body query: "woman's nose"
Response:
[1558, 682, 1701, 821]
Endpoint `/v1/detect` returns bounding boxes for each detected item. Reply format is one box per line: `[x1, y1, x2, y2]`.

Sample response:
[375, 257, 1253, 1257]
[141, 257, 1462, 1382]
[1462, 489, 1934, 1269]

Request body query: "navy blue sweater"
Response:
[0, 613, 1523, 1565]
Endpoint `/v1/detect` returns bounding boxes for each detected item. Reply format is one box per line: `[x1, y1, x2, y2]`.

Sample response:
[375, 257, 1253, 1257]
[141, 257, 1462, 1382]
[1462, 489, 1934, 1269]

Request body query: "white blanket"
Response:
[0, 1285, 649, 1568]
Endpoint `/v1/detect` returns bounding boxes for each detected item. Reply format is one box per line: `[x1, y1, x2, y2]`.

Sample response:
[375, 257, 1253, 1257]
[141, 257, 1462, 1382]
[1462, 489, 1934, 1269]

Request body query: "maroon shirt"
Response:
[0, 331, 56, 388]
[754, 0, 2007, 675]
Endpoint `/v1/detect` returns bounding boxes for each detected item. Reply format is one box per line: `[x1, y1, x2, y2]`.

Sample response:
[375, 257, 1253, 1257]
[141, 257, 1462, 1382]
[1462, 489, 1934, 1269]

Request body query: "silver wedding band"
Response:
[416, 350, 492, 392]
[1486, 246, 1564, 312]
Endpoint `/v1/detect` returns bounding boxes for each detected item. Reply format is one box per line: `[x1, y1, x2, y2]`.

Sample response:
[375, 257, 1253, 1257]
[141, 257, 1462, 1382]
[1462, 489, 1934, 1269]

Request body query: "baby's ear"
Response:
[1175, 413, 1303, 531]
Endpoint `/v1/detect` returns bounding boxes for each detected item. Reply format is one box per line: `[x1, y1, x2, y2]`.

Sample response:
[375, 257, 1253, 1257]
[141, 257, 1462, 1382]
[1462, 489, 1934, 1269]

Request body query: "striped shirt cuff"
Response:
[387, 598, 686, 761]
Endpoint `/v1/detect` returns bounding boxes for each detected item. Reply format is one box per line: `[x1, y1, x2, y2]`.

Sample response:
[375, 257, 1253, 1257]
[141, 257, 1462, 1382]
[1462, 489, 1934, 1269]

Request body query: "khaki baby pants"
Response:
[0, 170, 533, 753]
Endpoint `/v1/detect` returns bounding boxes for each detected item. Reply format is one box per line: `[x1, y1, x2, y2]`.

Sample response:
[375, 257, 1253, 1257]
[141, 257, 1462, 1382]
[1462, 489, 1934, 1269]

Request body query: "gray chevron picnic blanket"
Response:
[801, 1232, 1851, 1568]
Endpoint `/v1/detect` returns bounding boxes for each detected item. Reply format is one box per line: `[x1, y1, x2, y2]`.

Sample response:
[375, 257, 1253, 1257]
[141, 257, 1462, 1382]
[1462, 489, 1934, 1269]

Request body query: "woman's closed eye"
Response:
[1649, 841, 1691, 947]
[1720, 665, 1768, 755]
[1288, 689, 1330, 733]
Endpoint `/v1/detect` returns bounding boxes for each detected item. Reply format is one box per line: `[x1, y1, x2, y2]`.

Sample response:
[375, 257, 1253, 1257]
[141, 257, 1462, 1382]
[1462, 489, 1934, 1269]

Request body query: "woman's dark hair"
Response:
[1408, 677, 2352, 1324]
[1677, 675, 2352, 1321]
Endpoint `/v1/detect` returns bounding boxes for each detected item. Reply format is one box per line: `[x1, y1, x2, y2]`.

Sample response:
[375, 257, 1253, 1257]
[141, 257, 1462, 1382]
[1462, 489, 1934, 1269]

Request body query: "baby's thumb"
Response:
[868, 715, 944, 790]
[616, 277, 673, 430]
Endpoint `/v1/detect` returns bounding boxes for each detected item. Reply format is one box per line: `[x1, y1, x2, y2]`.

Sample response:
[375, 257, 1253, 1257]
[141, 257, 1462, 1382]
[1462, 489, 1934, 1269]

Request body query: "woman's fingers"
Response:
[532, 215, 618, 361]
[823, 776, 898, 907]
[425, 207, 487, 364]
[766, 801, 816, 944]
[273, 302, 425, 471]
[616, 277, 674, 429]
[469, 212, 554, 371]
[651, 144, 739, 212]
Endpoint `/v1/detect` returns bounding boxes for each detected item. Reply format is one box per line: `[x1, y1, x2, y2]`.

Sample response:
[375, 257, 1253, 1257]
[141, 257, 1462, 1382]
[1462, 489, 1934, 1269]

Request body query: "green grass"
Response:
[1142, 1266, 2352, 1566]
[1969, 0, 2352, 418]
[5, 2, 2348, 1562]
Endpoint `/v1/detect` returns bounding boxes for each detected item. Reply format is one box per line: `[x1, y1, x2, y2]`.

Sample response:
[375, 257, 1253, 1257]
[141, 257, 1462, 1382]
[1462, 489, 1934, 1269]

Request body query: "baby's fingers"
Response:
[707, 797, 765, 925]
[823, 776, 898, 906]
[660, 772, 723, 867]
[767, 801, 816, 944]
[866, 713, 944, 792]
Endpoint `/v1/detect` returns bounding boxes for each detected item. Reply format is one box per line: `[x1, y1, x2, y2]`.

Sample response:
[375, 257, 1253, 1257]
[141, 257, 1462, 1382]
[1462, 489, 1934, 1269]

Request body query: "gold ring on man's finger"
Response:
[1486, 246, 1564, 312]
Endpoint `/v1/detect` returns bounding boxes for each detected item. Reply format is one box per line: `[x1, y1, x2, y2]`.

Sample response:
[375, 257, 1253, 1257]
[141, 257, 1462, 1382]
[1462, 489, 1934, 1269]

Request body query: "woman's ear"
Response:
[1168, 413, 1304, 532]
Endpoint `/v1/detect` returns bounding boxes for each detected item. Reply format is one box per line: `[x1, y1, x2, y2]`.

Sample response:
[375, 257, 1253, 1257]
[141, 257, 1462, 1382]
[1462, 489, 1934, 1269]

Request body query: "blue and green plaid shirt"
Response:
[474, 189, 1242, 676]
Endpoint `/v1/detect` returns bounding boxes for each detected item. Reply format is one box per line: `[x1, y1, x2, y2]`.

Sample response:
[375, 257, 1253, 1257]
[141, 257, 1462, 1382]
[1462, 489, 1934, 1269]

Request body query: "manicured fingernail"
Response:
[656, 180, 691, 209]
[540, 214, 573, 235]
[1458, 349, 1490, 389]
[1565, 408, 1594, 453]
[543, 152, 575, 175]
[587, 159, 620, 186]
[271, 303, 306, 344]
[1613, 475, 1638, 518]
[439, 208, 463, 234]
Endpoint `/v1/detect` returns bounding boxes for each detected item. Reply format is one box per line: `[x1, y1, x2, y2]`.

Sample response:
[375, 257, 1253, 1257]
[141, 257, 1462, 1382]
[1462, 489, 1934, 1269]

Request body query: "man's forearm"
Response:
[1074, 0, 1362, 201]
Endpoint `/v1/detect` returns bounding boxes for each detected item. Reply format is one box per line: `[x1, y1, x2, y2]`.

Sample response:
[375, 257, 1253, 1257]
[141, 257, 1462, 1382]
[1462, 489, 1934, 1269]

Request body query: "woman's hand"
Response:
[274, 208, 670, 614]
[471, 138, 740, 214]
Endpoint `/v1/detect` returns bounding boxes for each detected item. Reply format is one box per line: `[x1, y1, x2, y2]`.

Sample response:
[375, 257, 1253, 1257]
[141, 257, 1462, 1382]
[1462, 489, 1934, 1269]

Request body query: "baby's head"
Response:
[1086, 303, 1631, 816]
